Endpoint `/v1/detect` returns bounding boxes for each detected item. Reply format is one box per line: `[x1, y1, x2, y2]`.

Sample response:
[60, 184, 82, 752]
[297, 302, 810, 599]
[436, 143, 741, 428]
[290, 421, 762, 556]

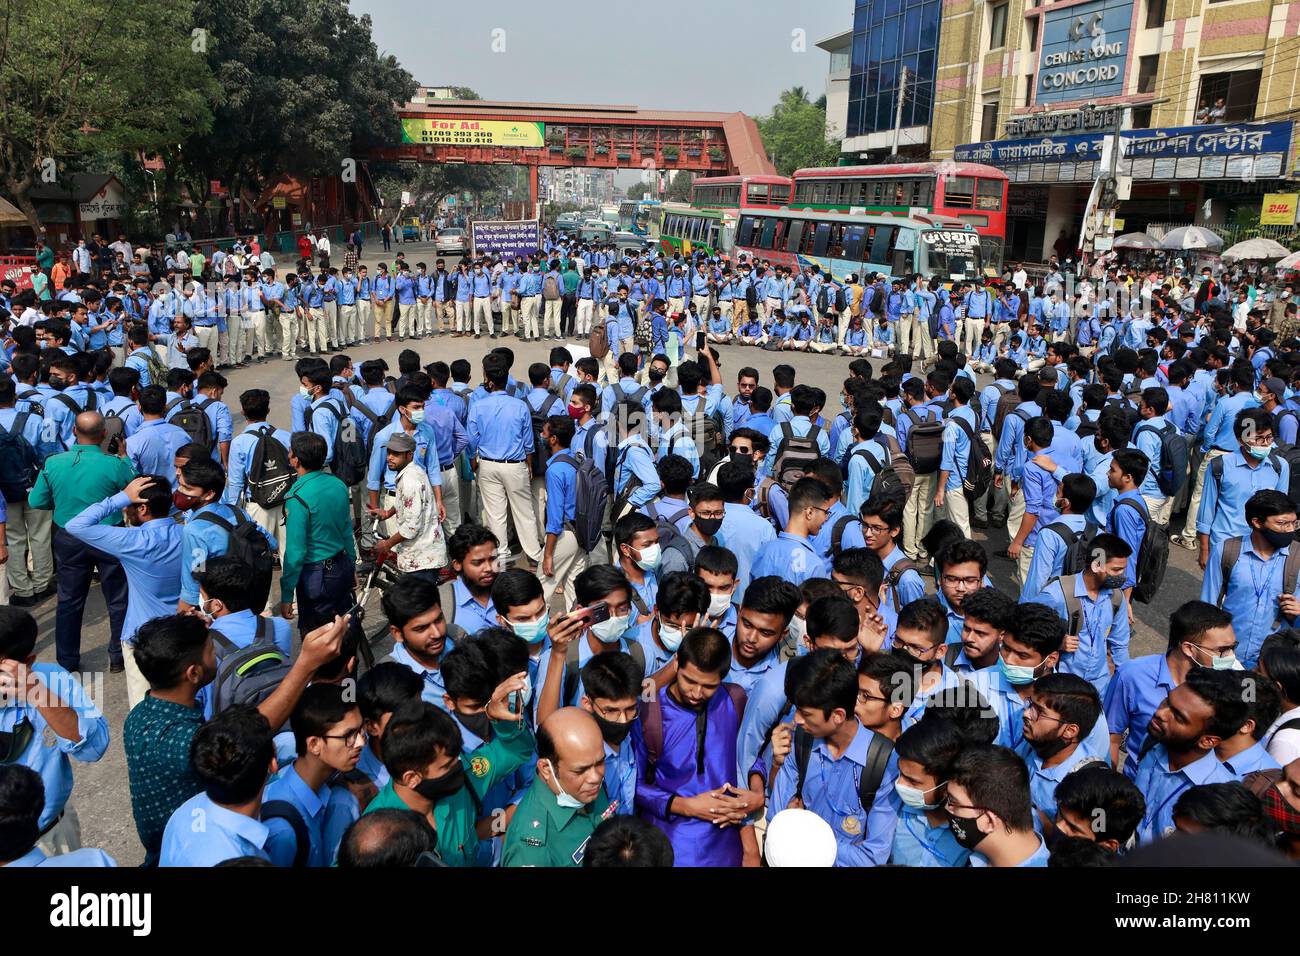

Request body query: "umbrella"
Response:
[1159, 225, 1223, 251]
[1113, 231, 1160, 250]
[1222, 237, 1290, 261]
[1277, 250, 1300, 270]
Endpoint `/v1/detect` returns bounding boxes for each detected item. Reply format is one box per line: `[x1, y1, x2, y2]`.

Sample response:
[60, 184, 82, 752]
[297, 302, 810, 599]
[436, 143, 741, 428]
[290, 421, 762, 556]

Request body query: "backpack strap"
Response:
[1210, 454, 1226, 483]
[666, 507, 691, 528]
[193, 510, 235, 534]
[639, 692, 665, 785]
[943, 643, 962, 668]
[165, 396, 186, 415]
[1044, 521, 1076, 550]
[1217, 537, 1244, 606]
[261, 799, 311, 867]
[1285, 544, 1300, 598]
[885, 559, 919, 612]
[792, 727, 815, 803]
[831, 514, 859, 555]
[1053, 574, 1083, 635]
[859, 730, 895, 814]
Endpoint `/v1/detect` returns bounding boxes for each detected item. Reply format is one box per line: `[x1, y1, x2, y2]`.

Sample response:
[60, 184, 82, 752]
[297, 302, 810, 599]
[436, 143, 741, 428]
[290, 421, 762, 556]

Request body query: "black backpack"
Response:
[652, 505, 698, 572]
[1134, 420, 1190, 498]
[834, 286, 847, 312]
[350, 399, 398, 462]
[1265, 422, 1300, 512]
[1042, 521, 1099, 576]
[903, 409, 944, 474]
[830, 514, 861, 558]
[530, 394, 562, 478]
[949, 415, 993, 499]
[850, 435, 915, 501]
[0, 412, 39, 503]
[610, 384, 648, 437]
[793, 726, 893, 815]
[307, 399, 367, 486]
[169, 397, 216, 452]
[195, 509, 275, 610]
[772, 422, 821, 492]
[685, 401, 724, 474]
[101, 408, 127, 456]
[1115, 497, 1168, 604]
[745, 282, 758, 309]
[247, 425, 296, 508]
[210, 617, 292, 723]
[549, 452, 609, 552]
[53, 389, 96, 416]
[261, 799, 311, 868]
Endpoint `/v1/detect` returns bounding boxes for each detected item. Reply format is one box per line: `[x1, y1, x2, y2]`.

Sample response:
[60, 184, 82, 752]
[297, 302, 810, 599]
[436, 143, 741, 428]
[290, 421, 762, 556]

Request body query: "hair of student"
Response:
[290, 431, 327, 471]
[440, 641, 497, 704]
[1166, 600, 1234, 654]
[694, 545, 738, 580]
[129, 613, 211, 689]
[657, 571, 710, 618]
[189, 705, 275, 805]
[1053, 764, 1145, 845]
[937, 537, 988, 575]
[380, 700, 464, 779]
[356, 662, 425, 722]
[894, 713, 967, 777]
[490, 568, 545, 615]
[380, 573, 442, 629]
[831, 547, 886, 592]
[1110, 448, 1149, 486]
[1007, 602, 1066, 658]
[1172, 782, 1275, 845]
[791, 648, 857, 719]
[959, 587, 1016, 631]
[805, 595, 860, 643]
[858, 650, 916, 708]
[1183, 667, 1252, 740]
[290, 683, 358, 757]
[580, 651, 643, 704]
[575, 564, 632, 608]
[1246, 489, 1297, 526]
[950, 744, 1034, 832]
[787, 476, 834, 512]
[676, 626, 731, 676]
[740, 575, 802, 623]
[896, 597, 948, 647]
[613, 512, 656, 550]
[337, 809, 437, 868]
[1260, 630, 1300, 704]
[193, 555, 257, 613]
[1032, 672, 1101, 737]
[447, 522, 498, 564]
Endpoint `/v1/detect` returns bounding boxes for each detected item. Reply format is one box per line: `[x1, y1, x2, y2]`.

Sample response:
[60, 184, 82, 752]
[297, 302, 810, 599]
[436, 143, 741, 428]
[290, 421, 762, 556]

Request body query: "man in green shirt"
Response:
[279, 431, 357, 633]
[503, 707, 613, 867]
[562, 260, 581, 338]
[28, 411, 136, 672]
[363, 670, 533, 867]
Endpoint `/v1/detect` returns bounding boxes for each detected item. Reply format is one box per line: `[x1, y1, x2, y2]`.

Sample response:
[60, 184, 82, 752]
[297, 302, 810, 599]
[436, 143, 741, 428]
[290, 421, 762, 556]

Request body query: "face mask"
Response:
[456, 709, 492, 742]
[948, 810, 989, 850]
[409, 409, 426, 425]
[1101, 574, 1127, 590]
[567, 403, 585, 420]
[299, 385, 312, 399]
[590, 612, 631, 644]
[593, 712, 633, 747]
[632, 543, 661, 571]
[544, 759, 586, 809]
[787, 614, 807, 646]
[647, 367, 666, 383]
[413, 764, 466, 803]
[510, 611, 549, 644]
[708, 590, 733, 618]
[999, 656, 1041, 686]
[1259, 527, 1294, 550]
[1249, 443, 1275, 461]
[657, 619, 686, 652]
[694, 516, 724, 538]
[173, 491, 202, 512]
[895, 780, 943, 811]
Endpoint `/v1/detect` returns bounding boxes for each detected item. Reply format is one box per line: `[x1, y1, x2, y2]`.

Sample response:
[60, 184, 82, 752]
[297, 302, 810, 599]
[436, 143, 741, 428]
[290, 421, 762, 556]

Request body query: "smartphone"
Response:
[696, 330, 707, 351]
[572, 601, 611, 627]
[509, 690, 521, 715]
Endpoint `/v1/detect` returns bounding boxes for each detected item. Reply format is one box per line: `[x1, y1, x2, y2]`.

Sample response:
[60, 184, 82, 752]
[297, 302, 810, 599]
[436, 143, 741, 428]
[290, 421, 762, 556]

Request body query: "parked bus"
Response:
[618, 199, 664, 238]
[691, 175, 792, 211]
[659, 203, 736, 258]
[790, 162, 1008, 271]
[732, 209, 984, 284]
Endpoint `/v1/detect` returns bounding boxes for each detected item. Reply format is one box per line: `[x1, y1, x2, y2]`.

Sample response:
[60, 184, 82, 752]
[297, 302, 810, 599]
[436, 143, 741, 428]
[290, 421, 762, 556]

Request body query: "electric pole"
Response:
[891, 66, 909, 158]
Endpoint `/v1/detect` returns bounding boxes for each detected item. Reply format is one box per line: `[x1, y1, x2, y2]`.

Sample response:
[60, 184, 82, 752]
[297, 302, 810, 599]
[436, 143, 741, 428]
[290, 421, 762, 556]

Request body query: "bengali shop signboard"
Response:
[401, 119, 545, 148]
[471, 219, 541, 258]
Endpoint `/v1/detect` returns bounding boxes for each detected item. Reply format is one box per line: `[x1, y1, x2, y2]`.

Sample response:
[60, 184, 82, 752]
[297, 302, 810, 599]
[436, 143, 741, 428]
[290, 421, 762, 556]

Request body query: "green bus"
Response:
[658, 204, 735, 258]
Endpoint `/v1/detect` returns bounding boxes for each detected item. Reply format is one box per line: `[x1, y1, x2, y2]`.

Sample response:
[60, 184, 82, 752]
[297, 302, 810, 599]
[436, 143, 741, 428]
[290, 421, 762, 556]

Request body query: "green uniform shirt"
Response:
[27, 444, 136, 527]
[562, 268, 580, 294]
[362, 718, 535, 867]
[502, 775, 613, 867]
[279, 470, 357, 602]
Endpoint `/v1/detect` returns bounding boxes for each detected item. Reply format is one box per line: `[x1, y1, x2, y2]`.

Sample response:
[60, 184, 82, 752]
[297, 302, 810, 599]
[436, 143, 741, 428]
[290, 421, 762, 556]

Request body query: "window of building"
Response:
[1024, 74, 1034, 107]
[989, 2, 1008, 48]
[1137, 55, 1159, 95]
[1196, 69, 1261, 123]
[1145, 0, 1166, 27]
[830, 48, 851, 72]
[980, 101, 1000, 140]
[1130, 105, 1153, 129]
[1026, 16, 1039, 53]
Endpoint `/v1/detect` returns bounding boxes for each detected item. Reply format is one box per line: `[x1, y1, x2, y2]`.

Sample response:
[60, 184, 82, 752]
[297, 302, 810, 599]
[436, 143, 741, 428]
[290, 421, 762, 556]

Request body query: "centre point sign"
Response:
[1037, 0, 1133, 104]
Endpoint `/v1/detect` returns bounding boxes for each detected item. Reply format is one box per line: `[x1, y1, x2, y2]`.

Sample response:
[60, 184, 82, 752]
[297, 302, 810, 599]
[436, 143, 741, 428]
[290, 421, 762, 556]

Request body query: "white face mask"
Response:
[657, 618, 690, 652]
[708, 591, 733, 619]
[632, 543, 661, 571]
[543, 759, 585, 809]
[787, 614, 807, 645]
[590, 613, 631, 644]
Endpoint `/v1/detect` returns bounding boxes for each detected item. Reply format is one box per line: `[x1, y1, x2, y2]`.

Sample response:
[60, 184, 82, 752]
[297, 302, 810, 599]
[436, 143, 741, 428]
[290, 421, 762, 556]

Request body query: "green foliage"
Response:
[664, 172, 693, 203]
[757, 87, 843, 176]
[0, 0, 217, 226]
[625, 182, 651, 200]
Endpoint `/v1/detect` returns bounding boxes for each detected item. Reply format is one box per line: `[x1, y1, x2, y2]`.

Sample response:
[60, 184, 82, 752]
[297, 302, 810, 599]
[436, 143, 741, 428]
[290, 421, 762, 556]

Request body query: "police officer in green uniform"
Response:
[363, 671, 533, 867]
[503, 708, 614, 867]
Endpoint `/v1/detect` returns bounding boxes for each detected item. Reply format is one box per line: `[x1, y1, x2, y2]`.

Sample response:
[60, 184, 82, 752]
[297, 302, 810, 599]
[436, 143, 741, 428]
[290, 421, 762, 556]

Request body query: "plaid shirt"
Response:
[343, 249, 358, 271]
[123, 694, 205, 863]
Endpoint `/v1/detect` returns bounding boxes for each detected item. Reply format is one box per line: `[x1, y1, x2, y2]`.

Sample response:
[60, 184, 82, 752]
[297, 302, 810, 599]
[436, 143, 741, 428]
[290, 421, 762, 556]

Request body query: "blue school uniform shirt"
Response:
[1103, 653, 1177, 778]
[1030, 574, 1130, 697]
[1133, 745, 1234, 844]
[1021, 513, 1087, 600]
[751, 532, 830, 587]
[1106, 490, 1148, 591]
[1020, 458, 1059, 551]
[892, 807, 971, 867]
[1201, 536, 1299, 668]
[720, 501, 776, 600]
[264, 762, 356, 867]
[940, 405, 978, 492]
[1197, 449, 1290, 546]
[160, 792, 271, 866]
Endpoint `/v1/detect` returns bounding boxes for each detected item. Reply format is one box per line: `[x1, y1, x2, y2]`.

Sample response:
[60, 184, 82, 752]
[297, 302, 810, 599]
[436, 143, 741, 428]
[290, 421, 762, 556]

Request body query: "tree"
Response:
[757, 86, 843, 175]
[0, 0, 217, 230]
[664, 172, 694, 203]
[625, 182, 650, 200]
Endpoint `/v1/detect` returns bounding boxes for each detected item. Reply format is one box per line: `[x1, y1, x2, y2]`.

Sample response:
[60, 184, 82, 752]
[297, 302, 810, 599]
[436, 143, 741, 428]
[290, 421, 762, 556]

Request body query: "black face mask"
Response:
[648, 367, 666, 383]
[593, 713, 634, 747]
[413, 764, 467, 803]
[695, 516, 724, 538]
[948, 811, 989, 850]
[456, 710, 493, 743]
[730, 451, 754, 468]
[1261, 527, 1295, 550]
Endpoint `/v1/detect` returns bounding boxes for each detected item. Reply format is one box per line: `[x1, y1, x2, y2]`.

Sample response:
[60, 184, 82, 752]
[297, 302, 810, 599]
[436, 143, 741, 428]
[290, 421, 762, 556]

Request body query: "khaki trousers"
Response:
[1178, 449, 1225, 545]
[5, 501, 53, 597]
[279, 309, 298, 359]
[246, 310, 269, 357]
[439, 466, 461, 537]
[962, 318, 984, 357]
[121, 640, 151, 710]
[304, 307, 327, 352]
[542, 529, 587, 611]
[478, 459, 542, 563]
[522, 297, 541, 338]
[324, 300, 339, 346]
[903, 472, 938, 560]
[543, 298, 562, 337]
[374, 299, 395, 338]
[897, 314, 919, 356]
[356, 299, 372, 340]
[339, 304, 358, 344]
[473, 297, 493, 335]
[576, 298, 594, 335]
[942, 485, 972, 539]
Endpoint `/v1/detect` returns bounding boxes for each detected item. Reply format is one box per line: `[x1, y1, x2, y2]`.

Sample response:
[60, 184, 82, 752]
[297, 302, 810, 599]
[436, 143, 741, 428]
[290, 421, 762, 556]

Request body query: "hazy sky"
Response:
[353, 0, 850, 116]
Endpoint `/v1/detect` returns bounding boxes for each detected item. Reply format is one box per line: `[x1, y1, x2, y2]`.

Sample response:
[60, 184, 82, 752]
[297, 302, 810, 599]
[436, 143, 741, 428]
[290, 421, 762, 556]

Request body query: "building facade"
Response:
[817, 30, 854, 141]
[838, 0, 1300, 262]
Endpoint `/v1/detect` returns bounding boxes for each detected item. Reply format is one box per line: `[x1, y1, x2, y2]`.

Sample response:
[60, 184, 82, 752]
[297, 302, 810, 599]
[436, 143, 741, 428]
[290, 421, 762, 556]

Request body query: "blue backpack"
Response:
[0, 412, 40, 503]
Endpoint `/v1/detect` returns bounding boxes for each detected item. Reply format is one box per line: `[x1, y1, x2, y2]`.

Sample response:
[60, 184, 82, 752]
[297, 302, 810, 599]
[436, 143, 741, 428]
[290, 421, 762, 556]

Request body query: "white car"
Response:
[435, 228, 467, 253]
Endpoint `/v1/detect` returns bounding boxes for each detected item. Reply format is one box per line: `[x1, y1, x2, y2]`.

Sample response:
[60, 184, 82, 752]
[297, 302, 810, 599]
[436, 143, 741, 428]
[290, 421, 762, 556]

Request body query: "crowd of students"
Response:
[6, 232, 1300, 869]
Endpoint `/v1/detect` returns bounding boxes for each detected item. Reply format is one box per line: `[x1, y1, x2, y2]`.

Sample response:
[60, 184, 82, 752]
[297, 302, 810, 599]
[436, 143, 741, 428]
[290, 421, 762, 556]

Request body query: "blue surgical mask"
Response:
[894, 780, 944, 810]
[999, 655, 1041, 686]
[409, 409, 426, 425]
[657, 619, 687, 652]
[590, 612, 631, 644]
[1249, 443, 1275, 460]
[509, 611, 549, 644]
[543, 759, 586, 809]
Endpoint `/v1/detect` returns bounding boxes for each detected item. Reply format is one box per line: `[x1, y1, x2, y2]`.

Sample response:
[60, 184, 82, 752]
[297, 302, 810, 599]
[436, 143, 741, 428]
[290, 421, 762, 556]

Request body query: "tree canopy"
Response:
[757, 87, 843, 175]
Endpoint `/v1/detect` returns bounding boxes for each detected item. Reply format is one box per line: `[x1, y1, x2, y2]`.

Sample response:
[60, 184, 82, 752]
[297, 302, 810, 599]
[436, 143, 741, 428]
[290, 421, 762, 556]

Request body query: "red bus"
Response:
[691, 175, 792, 211]
[790, 162, 1008, 270]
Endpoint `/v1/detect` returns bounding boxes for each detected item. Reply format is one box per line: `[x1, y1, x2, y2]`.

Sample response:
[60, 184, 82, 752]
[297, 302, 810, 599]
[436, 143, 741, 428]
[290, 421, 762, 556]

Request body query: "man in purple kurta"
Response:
[632, 628, 761, 866]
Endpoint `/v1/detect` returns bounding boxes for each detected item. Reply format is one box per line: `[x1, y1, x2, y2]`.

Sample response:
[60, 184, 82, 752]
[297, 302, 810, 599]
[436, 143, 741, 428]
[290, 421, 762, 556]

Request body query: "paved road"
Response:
[37, 240, 1198, 864]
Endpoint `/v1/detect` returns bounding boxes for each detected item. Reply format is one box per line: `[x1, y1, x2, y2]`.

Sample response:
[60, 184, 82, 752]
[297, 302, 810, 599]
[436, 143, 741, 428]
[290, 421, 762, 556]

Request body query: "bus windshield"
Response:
[920, 230, 983, 280]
